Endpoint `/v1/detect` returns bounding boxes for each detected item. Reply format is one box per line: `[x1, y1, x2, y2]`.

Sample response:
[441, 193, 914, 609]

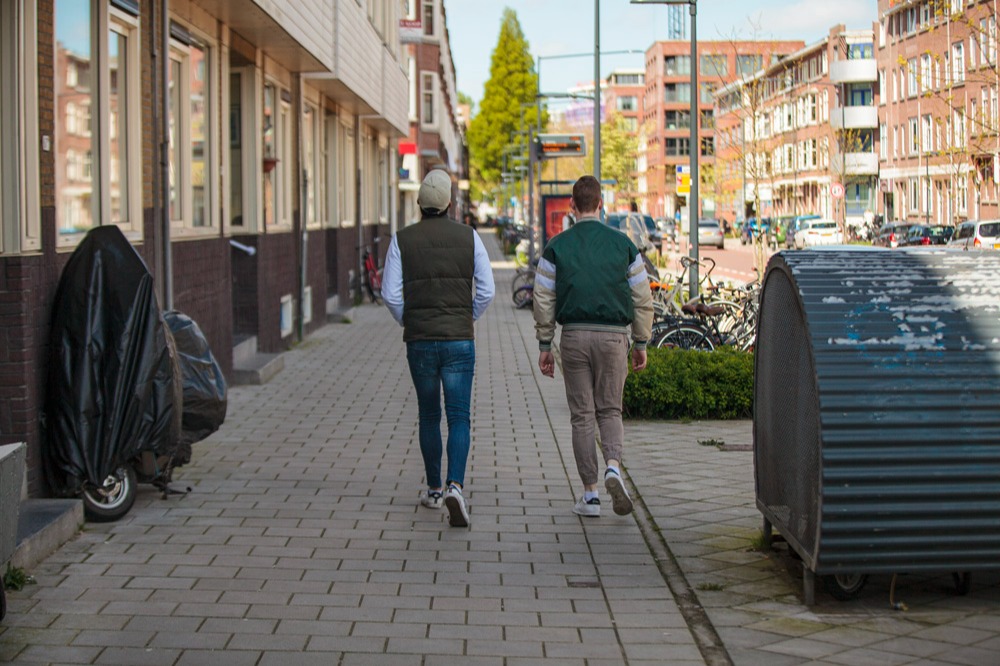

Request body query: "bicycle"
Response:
[652, 280, 760, 352]
[352, 238, 383, 304]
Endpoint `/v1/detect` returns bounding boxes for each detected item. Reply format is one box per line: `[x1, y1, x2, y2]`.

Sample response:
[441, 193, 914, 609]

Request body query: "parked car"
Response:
[947, 219, 1000, 250]
[903, 224, 953, 246]
[605, 212, 654, 253]
[697, 218, 725, 249]
[655, 217, 677, 243]
[740, 217, 771, 245]
[874, 222, 915, 248]
[786, 214, 822, 249]
[794, 218, 843, 249]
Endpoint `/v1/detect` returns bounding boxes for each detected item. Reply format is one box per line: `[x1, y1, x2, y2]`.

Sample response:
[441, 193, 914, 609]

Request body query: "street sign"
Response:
[536, 134, 587, 159]
[830, 182, 845, 198]
[676, 165, 690, 195]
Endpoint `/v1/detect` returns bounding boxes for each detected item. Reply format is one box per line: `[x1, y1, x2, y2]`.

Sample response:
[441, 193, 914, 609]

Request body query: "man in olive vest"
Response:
[382, 169, 495, 527]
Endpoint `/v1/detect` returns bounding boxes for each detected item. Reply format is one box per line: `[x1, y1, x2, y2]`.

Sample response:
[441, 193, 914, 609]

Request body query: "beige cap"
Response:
[418, 169, 452, 211]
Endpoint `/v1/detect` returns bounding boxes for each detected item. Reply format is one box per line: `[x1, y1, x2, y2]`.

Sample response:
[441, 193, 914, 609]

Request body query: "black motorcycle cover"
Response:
[44, 226, 180, 496]
[163, 310, 227, 462]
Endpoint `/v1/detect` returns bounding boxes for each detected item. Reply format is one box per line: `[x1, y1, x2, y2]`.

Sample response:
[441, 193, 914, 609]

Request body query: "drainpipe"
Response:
[356, 113, 363, 305]
[297, 75, 307, 342]
[161, 0, 173, 309]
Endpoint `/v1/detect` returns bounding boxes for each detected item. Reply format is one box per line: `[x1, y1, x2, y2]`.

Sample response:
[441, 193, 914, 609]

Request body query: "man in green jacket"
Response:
[533, 175, 654, 517]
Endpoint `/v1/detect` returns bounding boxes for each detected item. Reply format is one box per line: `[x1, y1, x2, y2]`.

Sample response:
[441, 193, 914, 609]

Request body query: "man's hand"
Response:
[538, 351, 555, 378]
[631, 348, 647, 372]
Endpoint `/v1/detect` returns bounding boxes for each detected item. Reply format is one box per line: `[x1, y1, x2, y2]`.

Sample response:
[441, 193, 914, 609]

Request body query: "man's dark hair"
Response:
[572, 176, 601, 213]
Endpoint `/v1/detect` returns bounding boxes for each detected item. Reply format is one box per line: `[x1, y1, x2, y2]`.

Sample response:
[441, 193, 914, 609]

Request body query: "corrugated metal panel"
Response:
[755, 248, 1000, 575]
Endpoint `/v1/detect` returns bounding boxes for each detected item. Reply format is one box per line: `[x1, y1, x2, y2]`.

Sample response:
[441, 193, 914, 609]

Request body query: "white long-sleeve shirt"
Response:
[382, 230, 495, 327]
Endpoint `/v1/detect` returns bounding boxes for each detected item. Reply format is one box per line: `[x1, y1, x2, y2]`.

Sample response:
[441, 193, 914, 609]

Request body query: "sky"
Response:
[445, 0, 876, 111]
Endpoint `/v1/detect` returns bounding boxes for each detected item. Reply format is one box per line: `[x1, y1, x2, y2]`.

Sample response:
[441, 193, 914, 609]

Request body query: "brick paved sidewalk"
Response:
[0, 231, 703, 665]
[3, 230, 999, 666]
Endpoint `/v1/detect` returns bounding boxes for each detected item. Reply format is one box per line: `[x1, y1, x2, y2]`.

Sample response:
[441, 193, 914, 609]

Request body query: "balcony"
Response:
[831, 152, 879, 176]
[829, 105, 878, 130]
[829, 59, 877, 83]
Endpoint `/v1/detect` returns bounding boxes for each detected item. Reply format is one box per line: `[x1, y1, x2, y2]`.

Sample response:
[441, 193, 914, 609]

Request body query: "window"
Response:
[664, 55, 690, 76]
[699, 82, 716, 105]
[804, 94, 817, 123]
[952, 42, 964, 83]
[909, 117, 919, 154]
[1, 1, 41, 254]
[920, 54, 931, 92]
[261, 83, 291, 229]
[665, 138, 689, 156]
[957, 175, 968, 214]
[665, 110, 690, 129]
[922, 114, 932, 151]
[953, 108, 966, 147]
[879, 123, 887, 159]
[169, 29, 216, 231]
[422, 0, 434, 36]
[848, 43, 873, 59]
[53, 1, 141, 244]
[664, 83, 690, 103]
[736, 54, 762, 76]
[848, 83, 872, 107]
[303, 103, 319, 228]
[616, 95, 637, 112]
[700, 137, 714, 156]
[700, 54, 727, 77]
[907, 58, 918, 96]
[421, 71, 437, 128]
[909, 178, 920, 212]
[700, 109, 714, 130]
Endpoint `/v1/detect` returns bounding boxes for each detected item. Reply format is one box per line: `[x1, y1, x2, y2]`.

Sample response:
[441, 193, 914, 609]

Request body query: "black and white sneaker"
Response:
[419, 489, 443, 509]
[444, 484, 470, 527]
[604, 469, 633, 516]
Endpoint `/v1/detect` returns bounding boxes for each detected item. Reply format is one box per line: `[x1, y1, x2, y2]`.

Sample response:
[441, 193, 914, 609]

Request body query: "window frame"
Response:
[52, 2, 143, 249]
[1, 0, 41, 255]
[168, 24, 220, 236]
[420, 70, 438, 129]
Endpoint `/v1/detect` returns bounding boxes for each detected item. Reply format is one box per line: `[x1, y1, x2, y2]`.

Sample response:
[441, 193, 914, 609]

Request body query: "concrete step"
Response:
[230, 352, 285, 385]
[11, 499, 83, 571]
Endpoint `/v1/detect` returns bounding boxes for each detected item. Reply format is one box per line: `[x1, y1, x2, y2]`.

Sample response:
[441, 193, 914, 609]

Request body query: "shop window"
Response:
[53, 0, 141, 245]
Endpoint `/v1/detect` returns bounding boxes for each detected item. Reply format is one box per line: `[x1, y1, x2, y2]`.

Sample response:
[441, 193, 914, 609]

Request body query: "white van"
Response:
[947, 220, 1000, 250]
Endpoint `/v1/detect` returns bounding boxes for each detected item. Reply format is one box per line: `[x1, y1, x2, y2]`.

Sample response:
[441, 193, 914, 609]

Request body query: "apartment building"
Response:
[876, 0, 999, 225]
[714, 26, 880, 230]
[398, 0, 466, 226]
[0, 0, 408, 496]
[640, 39, 804, 220]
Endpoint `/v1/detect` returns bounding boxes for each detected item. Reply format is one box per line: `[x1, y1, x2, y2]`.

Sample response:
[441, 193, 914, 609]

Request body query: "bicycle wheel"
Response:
[654, 323, 716, 351]
[510, 270, 534, 294]
[512, 284, 533, 309]
[366, 268, 382, 304]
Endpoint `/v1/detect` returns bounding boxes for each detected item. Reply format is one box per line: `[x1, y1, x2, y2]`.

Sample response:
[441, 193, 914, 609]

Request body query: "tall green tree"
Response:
[601, 112, 641, 204]
[467, 8, 545, 202]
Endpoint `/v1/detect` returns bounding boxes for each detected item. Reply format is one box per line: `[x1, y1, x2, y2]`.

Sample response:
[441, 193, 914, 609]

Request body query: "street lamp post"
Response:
[632, 0, 699, 297]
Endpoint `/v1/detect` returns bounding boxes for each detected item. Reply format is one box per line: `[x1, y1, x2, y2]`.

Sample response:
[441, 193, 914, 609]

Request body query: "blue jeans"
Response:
[405, 340, 475, 489]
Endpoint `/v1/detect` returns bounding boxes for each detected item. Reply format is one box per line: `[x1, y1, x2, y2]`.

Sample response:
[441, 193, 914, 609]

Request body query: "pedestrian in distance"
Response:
[381, 169, 496, 527]
[533, 175, 654, 517]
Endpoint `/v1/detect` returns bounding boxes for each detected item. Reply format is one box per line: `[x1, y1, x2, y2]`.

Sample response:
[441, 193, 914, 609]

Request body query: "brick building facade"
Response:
[715, 26, 880, 230]
[0, 0, 409, 497]
[876, 0, 1000, 225]
[640, 39, 804, 220]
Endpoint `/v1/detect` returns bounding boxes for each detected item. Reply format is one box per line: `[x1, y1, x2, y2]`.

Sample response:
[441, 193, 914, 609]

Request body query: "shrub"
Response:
[623, 346, 753, 420]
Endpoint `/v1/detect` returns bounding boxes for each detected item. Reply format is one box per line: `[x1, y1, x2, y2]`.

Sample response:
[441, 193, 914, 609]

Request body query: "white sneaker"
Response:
[419, 489, 443, 509]
[604, 469, 633, 516]
[573, 496, 601, 517]
[444, 484, 470, 527]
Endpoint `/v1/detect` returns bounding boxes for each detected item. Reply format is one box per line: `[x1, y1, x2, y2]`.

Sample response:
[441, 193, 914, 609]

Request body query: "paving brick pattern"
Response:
[1, 230, 998, 665]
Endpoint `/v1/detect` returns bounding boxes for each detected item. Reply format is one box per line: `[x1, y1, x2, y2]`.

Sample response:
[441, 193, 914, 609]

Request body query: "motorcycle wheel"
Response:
[82, 466, 137, 522]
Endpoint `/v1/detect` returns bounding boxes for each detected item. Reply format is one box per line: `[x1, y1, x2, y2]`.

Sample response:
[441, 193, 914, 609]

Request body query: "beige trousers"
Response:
[559, 329, 629, 486]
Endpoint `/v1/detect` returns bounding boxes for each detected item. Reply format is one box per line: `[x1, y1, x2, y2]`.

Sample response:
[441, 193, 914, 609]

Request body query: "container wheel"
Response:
[952, 572, 971, 596]
[821, 573, 869, 601]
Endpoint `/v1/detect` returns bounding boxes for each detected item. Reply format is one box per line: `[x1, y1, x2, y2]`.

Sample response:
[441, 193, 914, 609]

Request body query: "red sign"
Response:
[398, 141, 417, 155]
[830, 182, 845, 199]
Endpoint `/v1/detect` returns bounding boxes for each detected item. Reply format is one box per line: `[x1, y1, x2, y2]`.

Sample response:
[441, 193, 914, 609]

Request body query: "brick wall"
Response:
[171, 238, 234, 376]
[305, 229, 327, 335]
[254, 232, 298, 352]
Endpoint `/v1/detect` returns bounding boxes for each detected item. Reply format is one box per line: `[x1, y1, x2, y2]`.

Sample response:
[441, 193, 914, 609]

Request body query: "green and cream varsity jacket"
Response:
[532, 216, 655, 352]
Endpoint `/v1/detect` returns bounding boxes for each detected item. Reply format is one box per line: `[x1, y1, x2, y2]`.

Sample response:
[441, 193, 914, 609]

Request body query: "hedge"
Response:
[623, 346, 753, 420]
